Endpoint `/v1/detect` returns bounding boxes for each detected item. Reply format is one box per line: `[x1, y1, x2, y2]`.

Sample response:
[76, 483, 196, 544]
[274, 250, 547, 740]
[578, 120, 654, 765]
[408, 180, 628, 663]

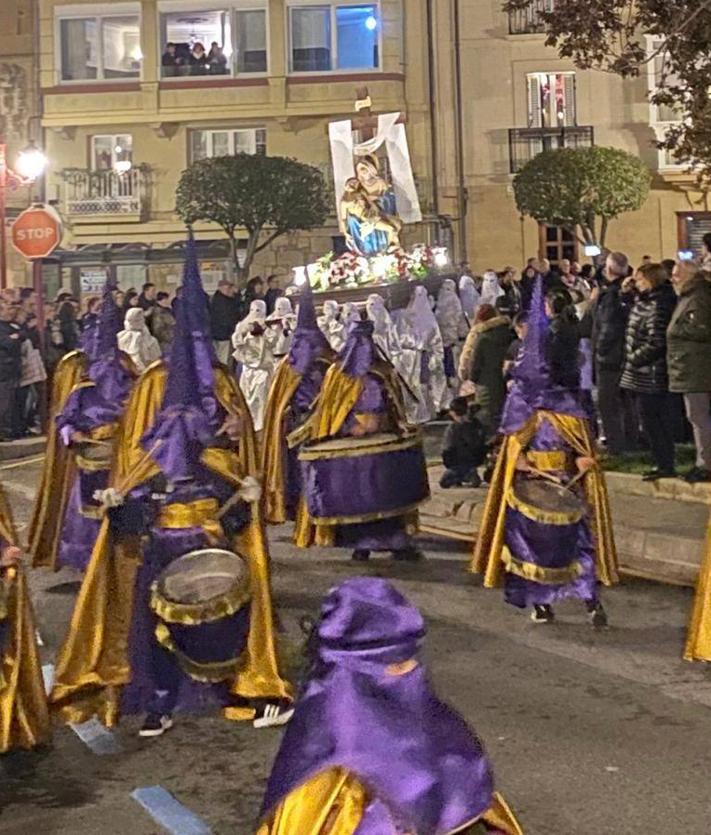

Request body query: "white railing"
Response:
[61, 167, 148, 216]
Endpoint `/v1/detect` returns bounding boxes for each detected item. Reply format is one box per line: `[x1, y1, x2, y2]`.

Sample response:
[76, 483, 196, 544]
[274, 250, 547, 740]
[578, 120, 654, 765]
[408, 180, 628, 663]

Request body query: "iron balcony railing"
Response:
[508, 0, 555, 35]
[508, 126, 594, 174]
[61, 167, 149, 217]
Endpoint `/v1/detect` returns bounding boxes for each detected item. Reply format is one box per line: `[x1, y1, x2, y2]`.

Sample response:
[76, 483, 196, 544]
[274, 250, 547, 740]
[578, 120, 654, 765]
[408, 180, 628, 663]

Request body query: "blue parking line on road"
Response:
[131, 786, 212, 835]
[70, 717, 121, 755]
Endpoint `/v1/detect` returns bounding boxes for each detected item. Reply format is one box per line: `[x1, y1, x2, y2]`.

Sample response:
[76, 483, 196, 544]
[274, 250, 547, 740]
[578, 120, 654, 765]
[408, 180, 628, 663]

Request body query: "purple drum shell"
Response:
[301, 440, 430, 522]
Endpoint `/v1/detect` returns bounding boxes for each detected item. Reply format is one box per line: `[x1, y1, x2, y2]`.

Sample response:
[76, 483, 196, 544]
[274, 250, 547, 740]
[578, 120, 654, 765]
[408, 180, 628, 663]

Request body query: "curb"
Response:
[0, 436, 47, 463]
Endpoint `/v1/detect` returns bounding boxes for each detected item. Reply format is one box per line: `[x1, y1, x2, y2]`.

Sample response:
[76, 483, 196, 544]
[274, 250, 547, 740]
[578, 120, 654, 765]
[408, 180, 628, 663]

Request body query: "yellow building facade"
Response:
[25, 0, 711, 293]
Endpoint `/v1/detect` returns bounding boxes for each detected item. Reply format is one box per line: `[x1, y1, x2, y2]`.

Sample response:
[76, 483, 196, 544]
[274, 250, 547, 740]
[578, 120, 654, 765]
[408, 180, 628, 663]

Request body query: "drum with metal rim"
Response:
[150, 548, 251, 683]
[508, 476, 587, 526]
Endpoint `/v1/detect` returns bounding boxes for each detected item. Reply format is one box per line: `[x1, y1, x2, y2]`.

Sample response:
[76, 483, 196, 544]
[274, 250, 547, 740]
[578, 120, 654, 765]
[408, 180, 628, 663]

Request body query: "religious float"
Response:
[292, 90, 455, 309]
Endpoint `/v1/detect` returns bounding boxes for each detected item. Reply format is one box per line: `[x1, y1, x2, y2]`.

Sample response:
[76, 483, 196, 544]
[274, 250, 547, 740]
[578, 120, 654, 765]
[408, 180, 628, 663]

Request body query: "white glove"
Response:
[94, 487, 124, 509]
[237, 476, 262, 504]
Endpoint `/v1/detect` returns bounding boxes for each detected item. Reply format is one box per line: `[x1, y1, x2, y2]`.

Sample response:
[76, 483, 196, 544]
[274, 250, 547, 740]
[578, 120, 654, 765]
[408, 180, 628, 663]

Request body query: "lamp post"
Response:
[0, 139, 49, 290]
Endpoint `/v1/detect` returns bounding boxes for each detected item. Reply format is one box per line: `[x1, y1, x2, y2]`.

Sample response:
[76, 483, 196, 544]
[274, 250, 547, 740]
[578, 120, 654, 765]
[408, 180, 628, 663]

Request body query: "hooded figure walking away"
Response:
[294, 320, 429, 563]
[49, 236, 292, 737]
[471, 279, 618, 626]
[31, 279, 137, 572]
[257, 577, 523, 835]
[398, 285, 450, 423]
[262, 287, 334, 525]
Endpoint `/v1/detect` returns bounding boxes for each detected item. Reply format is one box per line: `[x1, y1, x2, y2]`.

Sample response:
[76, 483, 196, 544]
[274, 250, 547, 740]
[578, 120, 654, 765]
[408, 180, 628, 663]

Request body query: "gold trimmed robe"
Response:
[28, 350, 87, 569]
[49, 361, 291, 727]
[256, 768, 524, 835]
[0, 483, 51, 752]
[684, 524, 711, 662]
[471, 411, 618, 588]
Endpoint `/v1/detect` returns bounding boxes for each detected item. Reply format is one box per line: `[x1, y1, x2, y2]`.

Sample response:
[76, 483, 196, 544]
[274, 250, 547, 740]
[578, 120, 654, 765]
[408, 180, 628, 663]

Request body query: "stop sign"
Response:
[11, 205, 62, 260]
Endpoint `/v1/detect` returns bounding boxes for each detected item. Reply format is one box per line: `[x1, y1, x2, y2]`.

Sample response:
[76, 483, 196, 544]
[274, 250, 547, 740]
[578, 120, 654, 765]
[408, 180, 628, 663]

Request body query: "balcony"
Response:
[508, 126, 594, 173]
[508, 0, 554, 35]
[60, 167, 150, 222]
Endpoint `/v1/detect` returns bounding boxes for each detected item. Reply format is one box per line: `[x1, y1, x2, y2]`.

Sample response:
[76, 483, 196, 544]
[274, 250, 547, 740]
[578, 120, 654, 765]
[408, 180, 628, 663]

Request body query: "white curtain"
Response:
[328, 112, 422, 226]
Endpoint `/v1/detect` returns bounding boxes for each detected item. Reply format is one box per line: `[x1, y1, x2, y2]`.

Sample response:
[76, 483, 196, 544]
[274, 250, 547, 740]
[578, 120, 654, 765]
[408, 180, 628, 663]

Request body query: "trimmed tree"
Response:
[503, 0, 711, 188]
[175, 153, 331, 281]
[513, 146, 651, 247]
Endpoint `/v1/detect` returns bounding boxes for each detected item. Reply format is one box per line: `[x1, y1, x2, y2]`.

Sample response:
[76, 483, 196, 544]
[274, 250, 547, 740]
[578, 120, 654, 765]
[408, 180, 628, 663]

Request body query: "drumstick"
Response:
[114, 439, 163, 497]
[526, 467, 563, 485]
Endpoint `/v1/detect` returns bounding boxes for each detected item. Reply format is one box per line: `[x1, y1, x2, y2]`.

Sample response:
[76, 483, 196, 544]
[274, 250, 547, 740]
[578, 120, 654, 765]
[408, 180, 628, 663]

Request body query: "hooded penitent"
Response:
[47, 278, 136, 572]
[500, 276, 587, 435]
[262, 286, 333, 524]
[471, 275, 618, 596]
[49, 234, 290, 726]
[480, 271, 504, 308]
[259, 577, 523, 835]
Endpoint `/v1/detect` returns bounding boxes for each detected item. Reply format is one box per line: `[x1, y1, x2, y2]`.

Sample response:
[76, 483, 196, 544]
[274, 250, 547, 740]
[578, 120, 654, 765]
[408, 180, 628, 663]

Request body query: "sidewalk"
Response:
[419, 464, 710, 587]
[0, 435, 47, 462]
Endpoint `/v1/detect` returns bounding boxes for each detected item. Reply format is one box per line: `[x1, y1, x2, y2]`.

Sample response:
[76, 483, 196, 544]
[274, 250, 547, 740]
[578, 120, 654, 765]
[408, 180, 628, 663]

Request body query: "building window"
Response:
[160, 7, 267, 78]
[527, 72, 576, 128]
[288, 3, 379, 73]
[540, 224, 578, 266]
[677, 212, 711, 258]
[91, 134, 133, 170]
[647, 39, 684, 171]
[190, 128, 267, 161]
[509, 0, 554, 35]
[59, 14, 141, 82]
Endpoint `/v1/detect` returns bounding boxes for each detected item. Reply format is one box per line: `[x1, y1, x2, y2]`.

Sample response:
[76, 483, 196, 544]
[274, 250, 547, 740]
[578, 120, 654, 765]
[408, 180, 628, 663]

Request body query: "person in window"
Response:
[161, 42, 181, 77]
[189, 42, 208, 75]
[207, 42, 228, 74]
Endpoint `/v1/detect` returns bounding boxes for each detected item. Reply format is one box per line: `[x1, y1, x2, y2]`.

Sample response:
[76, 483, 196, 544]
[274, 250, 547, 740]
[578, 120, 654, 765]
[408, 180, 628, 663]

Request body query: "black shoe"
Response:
[138, 714, 173, 738]
[352, 549, 371, 562]
[642, 468, 676, 482]
[392, 548, 425, 562]
[684, 467, 711, 484]
[531, 604, 555, 624]
[587, 602, 608, 629]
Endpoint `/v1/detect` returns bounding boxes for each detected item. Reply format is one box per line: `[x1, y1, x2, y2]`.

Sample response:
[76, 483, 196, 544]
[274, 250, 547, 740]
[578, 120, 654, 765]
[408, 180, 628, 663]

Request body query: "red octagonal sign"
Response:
[11, 205, 62, 260]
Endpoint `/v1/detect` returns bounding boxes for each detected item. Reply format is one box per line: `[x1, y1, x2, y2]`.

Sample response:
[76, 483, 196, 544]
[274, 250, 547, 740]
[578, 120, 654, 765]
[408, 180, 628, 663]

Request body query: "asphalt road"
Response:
[2, 457, 711, 835]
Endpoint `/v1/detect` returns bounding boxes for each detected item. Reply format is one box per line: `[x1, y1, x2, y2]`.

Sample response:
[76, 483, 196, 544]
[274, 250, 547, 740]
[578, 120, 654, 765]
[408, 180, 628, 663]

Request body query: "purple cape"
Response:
[339, 319, 375, 378]
[501, 275, 586, 434]
[261, 578, 495, 834]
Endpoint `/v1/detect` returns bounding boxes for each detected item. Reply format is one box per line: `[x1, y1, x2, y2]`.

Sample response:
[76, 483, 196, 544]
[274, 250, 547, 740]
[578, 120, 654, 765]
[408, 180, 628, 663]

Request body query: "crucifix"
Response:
[326, 86, 407, 140]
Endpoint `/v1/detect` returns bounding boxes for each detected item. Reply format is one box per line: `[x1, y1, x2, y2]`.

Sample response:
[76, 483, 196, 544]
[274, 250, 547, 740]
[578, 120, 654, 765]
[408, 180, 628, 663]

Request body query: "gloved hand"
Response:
[237, 476, 262, 503]
[94, 487, 124, 509]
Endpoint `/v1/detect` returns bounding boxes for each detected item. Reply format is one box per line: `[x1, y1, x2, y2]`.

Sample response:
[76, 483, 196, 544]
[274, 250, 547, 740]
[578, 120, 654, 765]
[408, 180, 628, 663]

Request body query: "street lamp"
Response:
[0, 139, 49, 289]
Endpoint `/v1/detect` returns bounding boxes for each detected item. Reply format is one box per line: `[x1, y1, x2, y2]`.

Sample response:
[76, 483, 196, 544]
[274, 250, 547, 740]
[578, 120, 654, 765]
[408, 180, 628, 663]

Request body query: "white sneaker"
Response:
[253, 703, 295, 729]
[138, 714, 174, 738]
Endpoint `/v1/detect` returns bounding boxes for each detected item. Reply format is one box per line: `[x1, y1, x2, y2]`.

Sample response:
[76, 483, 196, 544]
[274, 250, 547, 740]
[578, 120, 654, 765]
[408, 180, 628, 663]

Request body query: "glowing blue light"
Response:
[365, 15, 378, 30]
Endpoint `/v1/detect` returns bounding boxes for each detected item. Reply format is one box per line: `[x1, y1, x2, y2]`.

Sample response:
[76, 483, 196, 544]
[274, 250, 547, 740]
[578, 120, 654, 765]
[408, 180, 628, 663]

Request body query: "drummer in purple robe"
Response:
[257, 577, 523, 835]
[472, 278, 618, 625]
[55, 279, 137, 571]
[261, 286, 335, 525]
[50, 236, 291, 738]
[294, 319, 429, 562]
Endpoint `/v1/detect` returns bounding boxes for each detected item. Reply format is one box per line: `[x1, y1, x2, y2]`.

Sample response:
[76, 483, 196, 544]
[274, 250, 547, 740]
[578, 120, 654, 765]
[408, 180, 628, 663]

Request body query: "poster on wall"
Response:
[80, 267, 109, 295]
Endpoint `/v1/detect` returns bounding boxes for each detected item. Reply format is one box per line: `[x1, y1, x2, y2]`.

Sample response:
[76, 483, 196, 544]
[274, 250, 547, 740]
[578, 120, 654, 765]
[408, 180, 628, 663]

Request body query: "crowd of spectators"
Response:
[453, 244, 711, 484]
[162, 41, 229, 77]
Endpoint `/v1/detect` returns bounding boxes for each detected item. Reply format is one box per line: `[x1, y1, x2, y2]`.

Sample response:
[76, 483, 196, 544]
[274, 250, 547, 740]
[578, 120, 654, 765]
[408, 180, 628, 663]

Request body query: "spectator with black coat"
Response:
[667, 261, 711, 483]
[0, 300, 22, 440]
[264, 275, 283, 315]
[590, 251, 637, 454]
[152, 292, 176, 356]
[56, 292, 80, 353]
[210, 278, 241, 365]
[620, 263, 677, 480]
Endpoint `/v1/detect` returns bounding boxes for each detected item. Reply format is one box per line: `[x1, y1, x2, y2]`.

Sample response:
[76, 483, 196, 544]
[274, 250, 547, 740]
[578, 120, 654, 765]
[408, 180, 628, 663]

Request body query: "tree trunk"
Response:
[235, 228, 261, 285]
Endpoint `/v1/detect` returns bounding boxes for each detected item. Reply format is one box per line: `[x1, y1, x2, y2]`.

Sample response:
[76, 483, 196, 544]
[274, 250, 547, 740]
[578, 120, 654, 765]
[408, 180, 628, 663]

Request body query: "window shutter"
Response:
[562, 74, 576, 126]
[527, 74, 542, 128]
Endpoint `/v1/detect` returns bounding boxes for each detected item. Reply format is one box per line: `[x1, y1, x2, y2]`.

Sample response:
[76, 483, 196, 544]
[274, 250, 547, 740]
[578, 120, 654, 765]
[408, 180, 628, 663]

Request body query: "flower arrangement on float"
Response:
[294, 244, 449, 292]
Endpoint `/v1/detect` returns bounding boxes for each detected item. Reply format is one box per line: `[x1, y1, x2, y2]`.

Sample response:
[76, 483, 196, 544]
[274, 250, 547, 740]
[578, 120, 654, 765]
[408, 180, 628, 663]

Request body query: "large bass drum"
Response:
[150, 548, 251, 683]
[298, 432, 430, 523]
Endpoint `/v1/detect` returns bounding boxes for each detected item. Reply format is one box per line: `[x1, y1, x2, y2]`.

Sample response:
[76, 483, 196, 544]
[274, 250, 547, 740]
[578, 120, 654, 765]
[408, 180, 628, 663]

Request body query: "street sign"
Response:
[11, 204, 62, 260]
